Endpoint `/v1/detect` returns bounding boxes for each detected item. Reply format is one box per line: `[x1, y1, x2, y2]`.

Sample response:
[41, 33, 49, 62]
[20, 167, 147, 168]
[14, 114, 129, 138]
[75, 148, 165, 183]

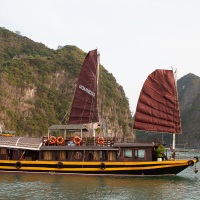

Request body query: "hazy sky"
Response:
[1, 0, 200, 113]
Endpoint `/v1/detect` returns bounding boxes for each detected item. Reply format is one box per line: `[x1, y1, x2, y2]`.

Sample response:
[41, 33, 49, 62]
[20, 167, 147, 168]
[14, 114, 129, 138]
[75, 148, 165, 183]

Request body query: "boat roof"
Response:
[113, 142, 153, 148]
[0, 135, 154, 151]
[40, 145, 118, 151]
[48, 124, 88, 132]
[0, 136, 42, 150]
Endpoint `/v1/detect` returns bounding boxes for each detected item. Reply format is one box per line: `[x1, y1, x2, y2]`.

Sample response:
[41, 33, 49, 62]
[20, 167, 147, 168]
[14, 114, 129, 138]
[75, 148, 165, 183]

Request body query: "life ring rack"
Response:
[97, 137, 104, 145]
[73, 136, 81, 145]
[49, 136, 57, 145]
[57, 136, 64, 145]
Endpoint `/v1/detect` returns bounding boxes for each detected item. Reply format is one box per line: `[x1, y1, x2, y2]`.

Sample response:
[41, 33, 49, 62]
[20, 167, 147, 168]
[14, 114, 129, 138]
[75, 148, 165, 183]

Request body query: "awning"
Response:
[48, 124, 89, 132]
[0, 136, 42, 150]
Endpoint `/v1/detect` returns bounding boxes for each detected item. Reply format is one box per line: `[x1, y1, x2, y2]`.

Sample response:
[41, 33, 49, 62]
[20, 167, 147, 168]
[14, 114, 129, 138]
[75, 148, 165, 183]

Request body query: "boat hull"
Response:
[0, 159, 197, 176]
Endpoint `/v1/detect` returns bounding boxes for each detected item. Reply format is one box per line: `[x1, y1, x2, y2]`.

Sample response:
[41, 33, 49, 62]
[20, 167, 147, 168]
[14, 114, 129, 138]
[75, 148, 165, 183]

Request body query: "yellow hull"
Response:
[0, 159, 197, 175]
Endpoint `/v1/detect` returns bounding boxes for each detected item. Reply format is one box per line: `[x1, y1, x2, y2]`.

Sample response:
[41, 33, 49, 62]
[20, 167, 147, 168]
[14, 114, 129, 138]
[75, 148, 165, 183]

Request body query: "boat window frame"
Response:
[124, 149, 133, 158]
[99, 150, 108, 160]
[0, 148, 6, 155]
[134, 148, 146, 159]
[75, 151, 83, 160]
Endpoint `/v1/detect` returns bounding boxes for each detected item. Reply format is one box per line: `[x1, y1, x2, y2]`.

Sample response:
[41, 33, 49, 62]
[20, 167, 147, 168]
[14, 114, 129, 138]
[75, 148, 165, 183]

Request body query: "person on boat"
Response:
[162, 152, 168, 160]
[171, 151, 176, 160]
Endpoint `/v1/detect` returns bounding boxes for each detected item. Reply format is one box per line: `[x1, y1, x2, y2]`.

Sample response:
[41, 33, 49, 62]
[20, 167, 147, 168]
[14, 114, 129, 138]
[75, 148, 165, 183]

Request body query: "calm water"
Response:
[0, 151, 199, 200]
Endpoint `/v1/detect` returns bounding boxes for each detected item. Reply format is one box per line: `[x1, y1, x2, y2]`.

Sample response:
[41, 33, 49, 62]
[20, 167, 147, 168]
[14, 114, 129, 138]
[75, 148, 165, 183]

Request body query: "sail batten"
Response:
[68, 49, 99, 124]
[133, 69, 181, 134]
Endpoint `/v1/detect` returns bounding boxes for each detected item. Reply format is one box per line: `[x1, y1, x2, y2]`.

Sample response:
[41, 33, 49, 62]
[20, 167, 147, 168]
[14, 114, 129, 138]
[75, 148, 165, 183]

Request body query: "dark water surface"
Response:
[0, 151, 199, 200]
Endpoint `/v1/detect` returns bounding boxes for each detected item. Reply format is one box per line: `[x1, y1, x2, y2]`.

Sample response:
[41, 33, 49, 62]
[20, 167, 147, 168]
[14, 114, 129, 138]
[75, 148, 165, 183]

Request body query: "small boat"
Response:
[0, 50, 198, 176]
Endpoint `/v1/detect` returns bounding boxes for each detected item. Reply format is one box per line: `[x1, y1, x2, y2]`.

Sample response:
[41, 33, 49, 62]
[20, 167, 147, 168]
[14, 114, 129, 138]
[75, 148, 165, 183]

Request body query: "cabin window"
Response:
[58, 151, 66, 160]
[75, 151, 82, 160]
[94, 151, 99, 160]
[108, 151, 117, 161]
[43, 151, 53, 160]
[100, 151, 102, 159]
[135, 149, 145, 159]
[99, 151, 108, 160]
[89, 152, 93, 161]
[0, 148, 6, 155]
[55, 151, 59, 160]
[138, 150, 145, 158]
[124, 149, 132, 158]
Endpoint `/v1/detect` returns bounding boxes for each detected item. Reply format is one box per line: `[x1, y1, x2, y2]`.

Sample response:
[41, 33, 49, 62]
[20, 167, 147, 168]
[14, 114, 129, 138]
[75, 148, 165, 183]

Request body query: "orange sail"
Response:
[68, 49, 99, 124]
[133, 69, 181, 134]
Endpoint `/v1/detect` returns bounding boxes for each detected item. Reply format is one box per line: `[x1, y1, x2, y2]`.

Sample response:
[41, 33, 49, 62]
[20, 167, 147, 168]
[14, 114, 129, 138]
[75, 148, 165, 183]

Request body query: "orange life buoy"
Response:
[97, 137, 104, 145]
[57, 136, 64, 145]
[73, 136, 81, 145]
[49, 136, 57, 144]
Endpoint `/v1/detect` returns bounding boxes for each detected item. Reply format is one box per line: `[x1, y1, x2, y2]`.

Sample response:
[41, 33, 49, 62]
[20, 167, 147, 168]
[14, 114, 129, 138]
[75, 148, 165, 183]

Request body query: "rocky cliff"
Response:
[0, 27, 133, 138]
[177, 73, 200, 148]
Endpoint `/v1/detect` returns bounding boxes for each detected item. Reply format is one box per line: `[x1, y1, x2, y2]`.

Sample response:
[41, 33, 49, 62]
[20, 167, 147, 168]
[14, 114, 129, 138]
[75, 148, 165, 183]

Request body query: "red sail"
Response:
[133, 69, 181, 134]
[68, 49, 99, 124]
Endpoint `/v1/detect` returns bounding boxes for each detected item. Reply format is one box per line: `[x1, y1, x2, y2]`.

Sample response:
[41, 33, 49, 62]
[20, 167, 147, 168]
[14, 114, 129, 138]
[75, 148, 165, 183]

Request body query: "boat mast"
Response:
[172, 68, 178, 150]
[172, 133, 176, 150]
[93, 48, 100, 138]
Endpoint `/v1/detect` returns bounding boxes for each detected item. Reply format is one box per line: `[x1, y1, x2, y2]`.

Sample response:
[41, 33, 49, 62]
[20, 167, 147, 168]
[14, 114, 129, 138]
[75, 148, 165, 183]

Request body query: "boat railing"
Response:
[43, 136, 136, 147]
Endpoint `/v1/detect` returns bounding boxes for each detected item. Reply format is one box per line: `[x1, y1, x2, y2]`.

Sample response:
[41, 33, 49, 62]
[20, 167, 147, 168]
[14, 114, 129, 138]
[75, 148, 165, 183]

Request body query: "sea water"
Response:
[0, 151, 199, 200]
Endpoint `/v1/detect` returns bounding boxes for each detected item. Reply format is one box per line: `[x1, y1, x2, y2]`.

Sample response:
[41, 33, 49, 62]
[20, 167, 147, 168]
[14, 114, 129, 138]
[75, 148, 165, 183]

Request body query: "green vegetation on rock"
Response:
[0, 27, 133, 138]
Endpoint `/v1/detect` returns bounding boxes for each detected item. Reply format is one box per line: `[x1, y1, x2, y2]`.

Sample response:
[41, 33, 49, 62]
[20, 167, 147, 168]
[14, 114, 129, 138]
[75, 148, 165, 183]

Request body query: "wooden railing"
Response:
[43, 136, 136, 146]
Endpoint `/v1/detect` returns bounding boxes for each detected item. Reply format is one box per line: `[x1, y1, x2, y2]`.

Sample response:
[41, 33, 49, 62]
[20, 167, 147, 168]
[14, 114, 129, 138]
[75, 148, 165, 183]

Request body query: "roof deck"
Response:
[0, 135, 154, 151]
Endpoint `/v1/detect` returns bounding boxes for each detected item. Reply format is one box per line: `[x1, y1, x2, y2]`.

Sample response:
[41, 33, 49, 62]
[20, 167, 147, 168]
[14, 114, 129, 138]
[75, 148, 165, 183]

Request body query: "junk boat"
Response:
[0, 49, 198, 175]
